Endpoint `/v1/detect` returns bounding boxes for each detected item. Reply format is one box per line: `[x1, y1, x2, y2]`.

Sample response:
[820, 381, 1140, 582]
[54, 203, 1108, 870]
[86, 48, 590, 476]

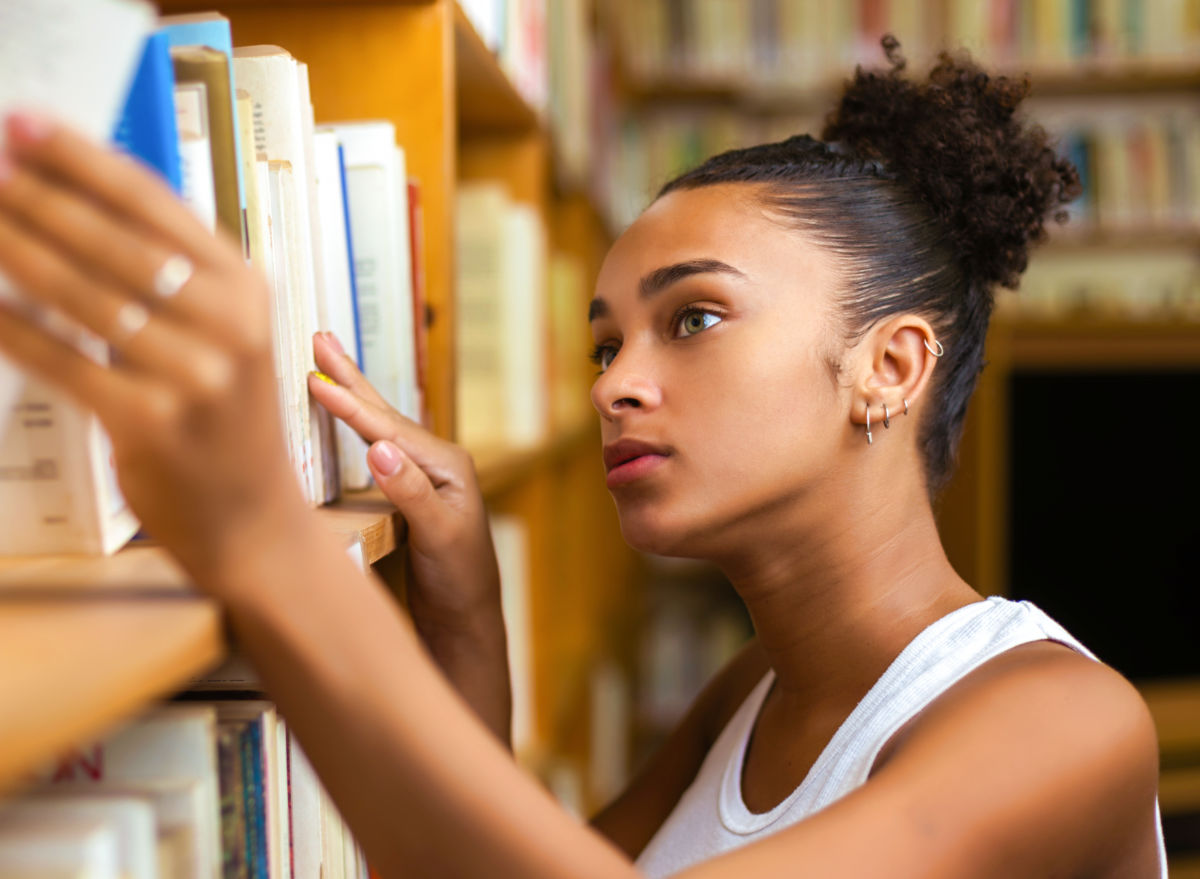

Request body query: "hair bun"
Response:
[821, 35, 1081, 291]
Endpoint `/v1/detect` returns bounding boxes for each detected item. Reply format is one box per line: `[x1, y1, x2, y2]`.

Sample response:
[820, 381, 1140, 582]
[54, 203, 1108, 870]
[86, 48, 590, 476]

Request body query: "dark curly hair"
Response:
[657, 36, 1081, 494]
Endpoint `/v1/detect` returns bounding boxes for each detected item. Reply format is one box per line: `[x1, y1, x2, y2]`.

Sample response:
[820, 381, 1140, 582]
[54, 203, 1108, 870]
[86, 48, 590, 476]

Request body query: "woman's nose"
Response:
[590, 350, 663, 420]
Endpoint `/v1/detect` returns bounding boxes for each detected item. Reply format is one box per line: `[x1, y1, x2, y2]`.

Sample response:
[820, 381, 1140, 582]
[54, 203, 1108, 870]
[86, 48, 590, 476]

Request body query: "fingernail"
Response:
[323, 332, 345, 356]
[310, 370, 337, 386]
[7, 112, 52, 144]
[368, 440, 402, 476]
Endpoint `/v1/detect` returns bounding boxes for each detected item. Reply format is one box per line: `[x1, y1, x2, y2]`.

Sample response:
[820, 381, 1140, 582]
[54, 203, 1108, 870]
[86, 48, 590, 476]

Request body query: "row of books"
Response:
[601, 98, 1200, 237]
[460, 0, 550, 114]
[602, 108, 813, 229]
[608, 0, 1200, 91]
[1, 0, 428, 554]
[1000, 248, 1200, 318]
[460, 0, 604, 195]
[635, 558, 751, 733]
[455, 184, 597, 451]
[1044, 101, 1200, 234]
[0, 700, 363, 879]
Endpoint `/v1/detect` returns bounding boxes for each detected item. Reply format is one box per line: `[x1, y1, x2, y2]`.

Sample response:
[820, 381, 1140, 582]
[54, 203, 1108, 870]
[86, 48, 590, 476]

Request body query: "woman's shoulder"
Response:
[871, 640, 1161, 876]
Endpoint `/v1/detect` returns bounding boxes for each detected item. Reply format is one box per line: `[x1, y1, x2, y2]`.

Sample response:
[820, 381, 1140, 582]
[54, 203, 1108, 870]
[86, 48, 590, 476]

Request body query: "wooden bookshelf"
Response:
[0, 598, 223, 797]
[0, 490, 404, 598]
[0, 489, 406, 794]
[1, 0, 635, 817]
[613, 57, 1200, 115]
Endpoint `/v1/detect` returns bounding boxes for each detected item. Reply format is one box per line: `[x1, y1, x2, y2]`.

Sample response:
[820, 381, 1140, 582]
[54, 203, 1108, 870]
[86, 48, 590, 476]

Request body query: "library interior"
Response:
[1, 0, 1198, 876]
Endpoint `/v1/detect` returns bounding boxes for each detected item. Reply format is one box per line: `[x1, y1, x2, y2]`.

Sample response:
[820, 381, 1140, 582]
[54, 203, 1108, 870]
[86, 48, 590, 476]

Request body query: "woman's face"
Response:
[589, 184, 851, 558]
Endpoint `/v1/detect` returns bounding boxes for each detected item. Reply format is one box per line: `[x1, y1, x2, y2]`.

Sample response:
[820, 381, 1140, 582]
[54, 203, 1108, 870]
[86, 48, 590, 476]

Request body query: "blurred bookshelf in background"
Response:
[594, 0, 1200, 322]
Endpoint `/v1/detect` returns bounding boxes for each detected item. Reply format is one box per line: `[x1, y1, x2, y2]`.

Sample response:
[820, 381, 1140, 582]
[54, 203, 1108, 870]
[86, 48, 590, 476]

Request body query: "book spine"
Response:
[112, 31, 182, 192]
[239, 722, 268, 879]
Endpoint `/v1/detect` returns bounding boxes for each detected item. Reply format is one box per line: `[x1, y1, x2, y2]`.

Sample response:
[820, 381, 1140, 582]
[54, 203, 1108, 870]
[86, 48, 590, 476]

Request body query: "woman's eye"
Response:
[675, 308, 722, 338]
[589, 343, 618, 372]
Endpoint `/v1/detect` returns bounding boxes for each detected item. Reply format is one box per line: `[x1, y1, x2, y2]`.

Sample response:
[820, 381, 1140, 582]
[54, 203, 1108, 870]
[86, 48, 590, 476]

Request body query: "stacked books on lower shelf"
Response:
[0, 700, 365, 879]
[1, 1, 428, 556]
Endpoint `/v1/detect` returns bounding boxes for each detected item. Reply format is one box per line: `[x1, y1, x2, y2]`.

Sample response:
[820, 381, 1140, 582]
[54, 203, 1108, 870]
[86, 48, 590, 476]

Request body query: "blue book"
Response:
[1068, 0, 1092, 58]
[238, 720, 269, 879]
[158, 12, 246, 216]
[338, 143, 366, 368]
[111, 31, 181, 192]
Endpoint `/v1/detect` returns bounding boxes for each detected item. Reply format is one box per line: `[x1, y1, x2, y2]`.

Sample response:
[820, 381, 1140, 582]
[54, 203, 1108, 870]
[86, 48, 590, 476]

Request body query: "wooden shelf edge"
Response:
[453, 2, 539, 136]
[991, 316, 1200, 369]
[0, 489, 404, 596]
[315, 488, 406, 564]
[615, 59, 1200, 111]
[0, 599, 225, 797]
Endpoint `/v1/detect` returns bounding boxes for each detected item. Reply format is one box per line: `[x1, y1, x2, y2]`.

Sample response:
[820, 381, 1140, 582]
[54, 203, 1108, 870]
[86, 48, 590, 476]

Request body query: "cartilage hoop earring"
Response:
[903, 398, 909, 415]
[924, 338, 945, 358]
[883, 403, 890, 429]
[865, 404, 873, 445]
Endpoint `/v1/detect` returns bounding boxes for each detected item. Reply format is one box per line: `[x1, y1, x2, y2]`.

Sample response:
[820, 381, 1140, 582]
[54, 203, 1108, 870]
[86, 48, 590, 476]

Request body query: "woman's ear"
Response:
[848, 315, 942, 429]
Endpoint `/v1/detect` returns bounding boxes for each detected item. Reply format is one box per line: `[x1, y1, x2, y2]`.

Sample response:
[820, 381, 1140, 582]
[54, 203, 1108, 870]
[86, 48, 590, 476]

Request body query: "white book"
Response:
[254, 157, 302, 491]
[312, 130, 370, 490]
[286, 731, 323, 879]
[0, 369, 139, 554]
[319, 789, 345, 879]
[3, 794, 158, 879]
[80, 779, 208, 879]
[234, 46, 324, 504]
[501, 203, 547, 447]
[0, 0, 153, 436]
[0, 0, 150, 554]
[37, 704, 221, 879]
[455, 182, 509, 450]
[489, 513, 534, 755]
[0, 813, 121, 879]
[268, 160, 318, 502]
[171, 80, 218, 231]
[296, 62, 338, 504]
[324, 122, 416, 420]
[392, 146, 419, 421]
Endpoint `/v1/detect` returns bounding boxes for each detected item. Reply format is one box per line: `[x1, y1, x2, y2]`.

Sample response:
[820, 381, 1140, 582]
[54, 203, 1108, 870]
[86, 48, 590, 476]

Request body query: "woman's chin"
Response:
[618, 512, 704, 559]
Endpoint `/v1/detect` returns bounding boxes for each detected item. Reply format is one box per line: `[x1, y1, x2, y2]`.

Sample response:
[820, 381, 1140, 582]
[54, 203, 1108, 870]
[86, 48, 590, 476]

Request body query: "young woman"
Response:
[0, 40, 1166, 878]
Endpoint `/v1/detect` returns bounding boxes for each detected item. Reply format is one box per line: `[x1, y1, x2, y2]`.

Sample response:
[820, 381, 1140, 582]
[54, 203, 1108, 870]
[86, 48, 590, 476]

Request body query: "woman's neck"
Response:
[713, 465, 980, 712]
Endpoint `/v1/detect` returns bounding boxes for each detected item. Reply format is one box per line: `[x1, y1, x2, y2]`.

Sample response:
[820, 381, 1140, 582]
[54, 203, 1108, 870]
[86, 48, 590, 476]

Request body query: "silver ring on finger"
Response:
[152, 253, 194, 299]
[112, 301, 150, 346]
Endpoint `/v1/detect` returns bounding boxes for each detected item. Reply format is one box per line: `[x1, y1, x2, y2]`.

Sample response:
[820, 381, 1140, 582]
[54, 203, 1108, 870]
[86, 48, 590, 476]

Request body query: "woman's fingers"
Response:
[0, 209, 236, 395]
[307, 368, 477, 496]
[0, 126, 262, 342]
[307, 371, 399, 444]
[3, 112, 238, 272]
[312, 332, 390, 410]
[366, 440, 452, 539]
[0, 301, 144, 426]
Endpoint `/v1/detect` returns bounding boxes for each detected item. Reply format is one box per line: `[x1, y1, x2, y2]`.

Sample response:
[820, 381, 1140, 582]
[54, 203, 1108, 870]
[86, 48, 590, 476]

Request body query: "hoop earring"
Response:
[883, 403, 890, 429]
[903, 398, 909, 415]
[924, 338, 945, 358]
[865, 404, 873, 445]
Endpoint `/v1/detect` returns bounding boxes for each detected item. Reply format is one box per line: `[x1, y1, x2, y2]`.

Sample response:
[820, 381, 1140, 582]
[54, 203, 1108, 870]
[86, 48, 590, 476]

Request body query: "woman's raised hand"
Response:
[0, 112, 307, 586]
[308, 335, 511, 744]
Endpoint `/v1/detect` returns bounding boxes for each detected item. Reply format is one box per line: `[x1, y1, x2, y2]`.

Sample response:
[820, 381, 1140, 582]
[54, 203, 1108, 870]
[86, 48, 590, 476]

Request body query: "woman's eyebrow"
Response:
[588, 258, 747, 322]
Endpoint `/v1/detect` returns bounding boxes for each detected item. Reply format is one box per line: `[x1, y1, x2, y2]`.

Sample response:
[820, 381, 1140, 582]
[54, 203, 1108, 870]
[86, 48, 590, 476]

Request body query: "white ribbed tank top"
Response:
[635, 596, 1168, 878]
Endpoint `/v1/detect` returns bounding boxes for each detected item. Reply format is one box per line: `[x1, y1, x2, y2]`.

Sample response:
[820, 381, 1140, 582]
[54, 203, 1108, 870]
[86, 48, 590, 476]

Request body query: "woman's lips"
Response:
[605, 452, 669, 488]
